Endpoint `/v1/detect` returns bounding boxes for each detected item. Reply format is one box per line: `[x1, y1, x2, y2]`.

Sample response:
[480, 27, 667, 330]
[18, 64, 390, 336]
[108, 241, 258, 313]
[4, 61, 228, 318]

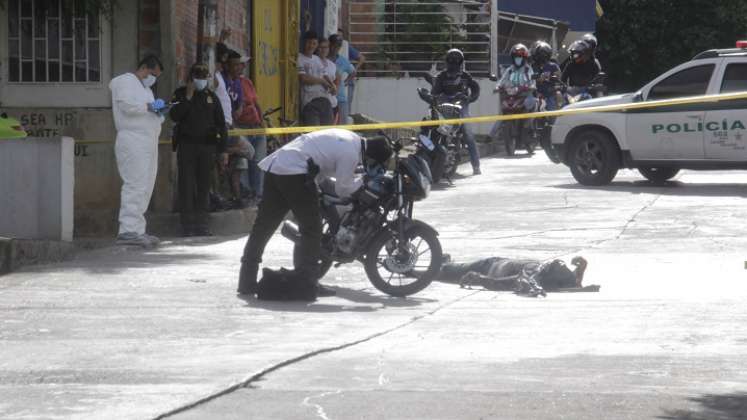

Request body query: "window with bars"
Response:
[7, 0, 102, 84]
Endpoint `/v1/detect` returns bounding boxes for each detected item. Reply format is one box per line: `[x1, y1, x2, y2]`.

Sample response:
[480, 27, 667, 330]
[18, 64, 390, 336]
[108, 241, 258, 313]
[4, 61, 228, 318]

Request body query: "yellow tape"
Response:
[228, 90, 747, 137]
[14, 90, 747, 144]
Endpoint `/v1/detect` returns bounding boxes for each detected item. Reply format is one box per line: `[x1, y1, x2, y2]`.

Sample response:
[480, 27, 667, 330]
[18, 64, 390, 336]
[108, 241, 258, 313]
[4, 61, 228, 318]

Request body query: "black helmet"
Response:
[445, 48, 464, 73]
[568, 40, 590, 63]
[364, 136, 393, 165]
[531, 41, 553, 65]
[510, 43, 529, 66]
[582, 33, 598, 51]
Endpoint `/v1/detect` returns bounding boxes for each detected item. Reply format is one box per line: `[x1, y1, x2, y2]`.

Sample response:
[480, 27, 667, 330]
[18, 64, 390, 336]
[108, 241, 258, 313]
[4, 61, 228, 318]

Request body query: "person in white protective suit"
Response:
[109, 55, 167, 248]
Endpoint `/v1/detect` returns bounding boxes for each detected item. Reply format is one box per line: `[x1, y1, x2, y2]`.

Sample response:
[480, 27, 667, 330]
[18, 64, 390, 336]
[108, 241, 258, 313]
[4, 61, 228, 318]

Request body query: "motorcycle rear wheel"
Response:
[364, 224, 442, 297]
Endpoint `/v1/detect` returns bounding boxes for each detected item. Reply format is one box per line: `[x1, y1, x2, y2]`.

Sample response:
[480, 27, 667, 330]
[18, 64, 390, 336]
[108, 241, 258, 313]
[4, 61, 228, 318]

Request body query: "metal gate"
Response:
[346, 0, 494, 77]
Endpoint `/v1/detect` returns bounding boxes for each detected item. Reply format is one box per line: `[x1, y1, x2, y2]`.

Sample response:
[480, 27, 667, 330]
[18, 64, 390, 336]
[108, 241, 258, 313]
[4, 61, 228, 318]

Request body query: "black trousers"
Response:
[439, 257, 506, 281]
[241, 172, 321, 277]
[178, 143, 215, 231]
[301, 97, 334, 126]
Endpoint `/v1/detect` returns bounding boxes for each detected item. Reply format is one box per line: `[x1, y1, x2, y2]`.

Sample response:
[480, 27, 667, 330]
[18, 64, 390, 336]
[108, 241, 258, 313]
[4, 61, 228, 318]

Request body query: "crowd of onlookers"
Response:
[298, 29, 365, 127]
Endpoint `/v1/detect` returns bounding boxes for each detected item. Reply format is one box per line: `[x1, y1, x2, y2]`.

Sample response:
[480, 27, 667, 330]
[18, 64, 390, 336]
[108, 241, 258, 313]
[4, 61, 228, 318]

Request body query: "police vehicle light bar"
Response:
[737, 40, 747, 49]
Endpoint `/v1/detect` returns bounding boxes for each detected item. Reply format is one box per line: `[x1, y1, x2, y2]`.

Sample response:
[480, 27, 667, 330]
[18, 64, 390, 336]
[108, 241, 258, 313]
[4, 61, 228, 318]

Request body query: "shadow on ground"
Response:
[237, 286, 437, 313]
[659, 392, 747, 420]
[554, 181, 747, 198]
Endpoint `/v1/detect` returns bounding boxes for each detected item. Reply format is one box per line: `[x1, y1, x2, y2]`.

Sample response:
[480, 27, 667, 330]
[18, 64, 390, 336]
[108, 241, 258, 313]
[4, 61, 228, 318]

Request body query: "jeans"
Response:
[247, 135, 267, 198]
[347, 83, 356, 113]
[461, 103, 480, 169]
[337, 101, 350, 125]
[302, 97, 334, 126]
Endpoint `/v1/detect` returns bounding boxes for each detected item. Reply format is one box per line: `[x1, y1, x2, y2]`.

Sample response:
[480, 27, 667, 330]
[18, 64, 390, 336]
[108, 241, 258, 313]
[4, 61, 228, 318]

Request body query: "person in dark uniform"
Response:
[431, 49, 482, 175]
[169, 63, 229, 236]
[237, 128, 393, 299]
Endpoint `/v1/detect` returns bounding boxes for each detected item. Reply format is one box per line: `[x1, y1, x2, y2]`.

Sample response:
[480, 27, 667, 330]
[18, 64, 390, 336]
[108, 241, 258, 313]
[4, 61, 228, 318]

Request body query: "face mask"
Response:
[514, 57, 524, 67]
[142, 74, 157, 88]
[193, 79, 208, 91]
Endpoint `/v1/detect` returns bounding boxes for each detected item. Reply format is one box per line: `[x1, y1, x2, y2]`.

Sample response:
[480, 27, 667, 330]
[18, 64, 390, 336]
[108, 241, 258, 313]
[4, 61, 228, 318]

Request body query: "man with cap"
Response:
[237, 128, 393, 299]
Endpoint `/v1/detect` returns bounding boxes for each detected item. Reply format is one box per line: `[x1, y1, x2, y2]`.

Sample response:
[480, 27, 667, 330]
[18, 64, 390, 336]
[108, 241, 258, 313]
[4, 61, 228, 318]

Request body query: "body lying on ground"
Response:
[438, 256, 598, 297]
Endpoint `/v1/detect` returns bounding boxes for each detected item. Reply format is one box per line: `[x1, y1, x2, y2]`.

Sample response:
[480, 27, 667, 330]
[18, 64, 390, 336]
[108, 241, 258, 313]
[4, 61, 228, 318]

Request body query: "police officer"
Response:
[431, 49, 482, 175]
[237, 128, 393, 298]
[169, 63, 228, 236]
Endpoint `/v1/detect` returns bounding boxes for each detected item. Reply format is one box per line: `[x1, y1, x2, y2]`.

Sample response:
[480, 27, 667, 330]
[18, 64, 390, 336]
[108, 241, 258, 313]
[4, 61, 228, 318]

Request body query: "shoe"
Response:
[473, 167, 482, 175]
[237, 261, 259, 295]
[116, 232, 154, 248]
[317, 283, 337, 297]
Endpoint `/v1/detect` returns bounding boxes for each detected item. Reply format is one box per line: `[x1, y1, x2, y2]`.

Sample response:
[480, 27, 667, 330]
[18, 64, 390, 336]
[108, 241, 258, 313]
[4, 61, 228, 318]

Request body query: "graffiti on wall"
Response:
[18, 111, 89, 157]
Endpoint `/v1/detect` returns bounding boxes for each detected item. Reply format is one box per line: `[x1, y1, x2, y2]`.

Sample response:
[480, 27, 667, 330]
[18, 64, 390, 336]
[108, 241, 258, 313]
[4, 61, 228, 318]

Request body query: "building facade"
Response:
[0, 0, 320, 236]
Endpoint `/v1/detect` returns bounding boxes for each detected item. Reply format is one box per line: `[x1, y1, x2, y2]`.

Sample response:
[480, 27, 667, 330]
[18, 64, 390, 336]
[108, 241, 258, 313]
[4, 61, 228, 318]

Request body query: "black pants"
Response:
[178, 143, 215, 231]
[241, 172, 321, 277]
[301, 97, 334, 126]
[439, 257, 507, 281]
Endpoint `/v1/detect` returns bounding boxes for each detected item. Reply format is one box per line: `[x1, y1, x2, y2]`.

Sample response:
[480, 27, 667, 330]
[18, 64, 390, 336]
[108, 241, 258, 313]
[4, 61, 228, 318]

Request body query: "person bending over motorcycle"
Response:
[561, 39, 602, 89]
[530, 41, 562, 111]
[237, 128, 393, 300]
[490, 44, 537, 139]
[431, 49, 482, 175]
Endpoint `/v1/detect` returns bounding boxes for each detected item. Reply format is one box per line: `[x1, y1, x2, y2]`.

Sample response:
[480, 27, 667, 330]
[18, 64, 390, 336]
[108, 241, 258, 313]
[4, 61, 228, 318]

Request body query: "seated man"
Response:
[438, 255, 596, 297]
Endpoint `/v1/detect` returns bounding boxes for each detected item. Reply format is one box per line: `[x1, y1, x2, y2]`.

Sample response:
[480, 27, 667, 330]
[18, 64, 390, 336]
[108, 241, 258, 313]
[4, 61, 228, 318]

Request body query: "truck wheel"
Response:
[638, 167, 679, 184]
[568, 130, 620, 186]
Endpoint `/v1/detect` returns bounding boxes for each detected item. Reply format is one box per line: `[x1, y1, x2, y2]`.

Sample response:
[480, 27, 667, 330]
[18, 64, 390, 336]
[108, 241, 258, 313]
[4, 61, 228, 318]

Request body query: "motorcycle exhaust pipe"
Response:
[280, 221, 301, 243]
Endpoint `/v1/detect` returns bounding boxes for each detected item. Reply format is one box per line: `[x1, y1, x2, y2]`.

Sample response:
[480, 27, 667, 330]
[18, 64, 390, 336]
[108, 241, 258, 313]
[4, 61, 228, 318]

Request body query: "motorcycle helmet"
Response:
[568, 40, 590, 64]
[530, 41, 553, 66]
[510, 43, 529, 67]
[582, 33, 598, 52]
[445, 48, 465, 73]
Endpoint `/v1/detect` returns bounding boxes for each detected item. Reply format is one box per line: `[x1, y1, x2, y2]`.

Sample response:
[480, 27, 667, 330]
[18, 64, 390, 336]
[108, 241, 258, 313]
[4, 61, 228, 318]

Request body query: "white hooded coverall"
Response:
[109, 73, 164, 236]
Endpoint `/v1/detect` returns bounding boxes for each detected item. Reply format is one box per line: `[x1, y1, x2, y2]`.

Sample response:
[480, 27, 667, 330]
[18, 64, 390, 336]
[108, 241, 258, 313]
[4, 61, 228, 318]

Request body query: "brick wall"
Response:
[173, 0, 250, 84]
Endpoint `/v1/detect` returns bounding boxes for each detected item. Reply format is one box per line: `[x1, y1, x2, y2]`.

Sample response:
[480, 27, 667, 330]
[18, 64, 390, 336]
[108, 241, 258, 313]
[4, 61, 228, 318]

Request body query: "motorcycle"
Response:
[498, 84, 538, 157]
[534, 73, 565, 163]
[564, 72, 608, 104]
[280, 132, 444, 297]
[414, 86, 466, 184]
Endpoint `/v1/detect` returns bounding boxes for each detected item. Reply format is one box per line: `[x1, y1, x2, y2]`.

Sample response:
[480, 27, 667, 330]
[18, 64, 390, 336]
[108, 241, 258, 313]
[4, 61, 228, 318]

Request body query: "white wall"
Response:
[351, 77, 501, 135]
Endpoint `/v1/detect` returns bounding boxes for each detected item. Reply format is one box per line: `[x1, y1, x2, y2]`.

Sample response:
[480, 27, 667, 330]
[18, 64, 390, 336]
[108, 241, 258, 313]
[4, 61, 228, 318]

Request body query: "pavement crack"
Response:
[301, 389, 342, 420]
[152, 290, 480, 419]
[613, 195, 661, 240]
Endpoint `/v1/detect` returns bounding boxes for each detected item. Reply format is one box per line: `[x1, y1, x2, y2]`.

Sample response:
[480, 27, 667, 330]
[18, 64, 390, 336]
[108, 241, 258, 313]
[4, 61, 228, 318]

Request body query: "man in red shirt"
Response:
[235, 56, 267, 200]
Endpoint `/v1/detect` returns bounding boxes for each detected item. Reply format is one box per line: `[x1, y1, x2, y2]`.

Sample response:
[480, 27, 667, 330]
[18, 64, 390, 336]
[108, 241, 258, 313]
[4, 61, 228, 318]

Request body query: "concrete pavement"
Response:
[2, 153, 747, 419]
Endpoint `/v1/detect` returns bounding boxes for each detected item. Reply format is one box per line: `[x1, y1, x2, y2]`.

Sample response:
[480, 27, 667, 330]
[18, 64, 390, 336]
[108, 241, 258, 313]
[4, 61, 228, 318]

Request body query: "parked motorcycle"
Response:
[414, 87, 466, 183]
[281, 132, 443, 297]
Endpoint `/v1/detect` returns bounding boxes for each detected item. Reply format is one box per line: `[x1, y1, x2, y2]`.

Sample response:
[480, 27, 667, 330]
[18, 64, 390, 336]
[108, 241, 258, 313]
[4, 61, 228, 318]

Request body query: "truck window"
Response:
[720, 63, 747, 93]
[648, 64, 715, 101]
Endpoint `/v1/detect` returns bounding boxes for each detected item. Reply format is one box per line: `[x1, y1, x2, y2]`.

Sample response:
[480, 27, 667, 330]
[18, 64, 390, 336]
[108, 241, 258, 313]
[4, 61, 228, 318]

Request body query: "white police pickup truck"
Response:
[551, 43, 747, 185]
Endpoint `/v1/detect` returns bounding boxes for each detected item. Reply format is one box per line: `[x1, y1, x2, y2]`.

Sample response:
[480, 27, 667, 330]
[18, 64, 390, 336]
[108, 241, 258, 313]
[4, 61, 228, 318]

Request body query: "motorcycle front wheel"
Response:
[364, 224, 443, 297]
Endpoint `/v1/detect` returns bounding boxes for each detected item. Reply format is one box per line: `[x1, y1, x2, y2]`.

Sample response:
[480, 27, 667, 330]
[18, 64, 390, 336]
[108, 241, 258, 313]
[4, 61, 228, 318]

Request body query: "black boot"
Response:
[237, 261, 259, 295]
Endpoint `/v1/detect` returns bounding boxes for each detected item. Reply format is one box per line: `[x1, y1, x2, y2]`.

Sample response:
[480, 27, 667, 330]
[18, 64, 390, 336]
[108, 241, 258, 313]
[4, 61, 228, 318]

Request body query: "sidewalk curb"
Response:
[0, 237, 75, 275]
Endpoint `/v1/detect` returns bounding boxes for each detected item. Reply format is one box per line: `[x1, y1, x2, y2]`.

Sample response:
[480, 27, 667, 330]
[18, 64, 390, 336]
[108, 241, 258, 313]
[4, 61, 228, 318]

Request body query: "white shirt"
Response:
[298, 53, 329, 107]
[258, 128, 363, 197]
[214, 71, 233, 126]
[109, 72, 163, 135]
[320, 58, 338, 108]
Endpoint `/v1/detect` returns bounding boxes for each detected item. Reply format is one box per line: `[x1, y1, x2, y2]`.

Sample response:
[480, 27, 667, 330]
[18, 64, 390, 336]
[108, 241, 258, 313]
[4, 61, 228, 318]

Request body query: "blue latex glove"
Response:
[148, 98, 166, 114]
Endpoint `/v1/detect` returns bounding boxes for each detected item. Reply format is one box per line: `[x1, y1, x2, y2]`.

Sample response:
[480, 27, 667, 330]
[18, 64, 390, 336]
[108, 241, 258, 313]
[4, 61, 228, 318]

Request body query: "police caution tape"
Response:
[35, 89, 747, 145]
